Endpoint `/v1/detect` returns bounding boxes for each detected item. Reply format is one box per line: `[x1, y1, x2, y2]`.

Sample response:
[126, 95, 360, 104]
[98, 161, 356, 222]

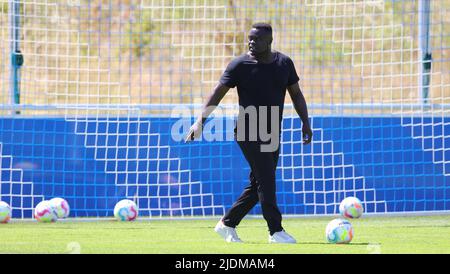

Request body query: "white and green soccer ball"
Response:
[34, 200, 57, 223]
[49, 197, 70, 219]
[114, 199, 138, 221]
[339, 197, 364, 219]
[0, 201, 11, 223]
[326, 218, 354, 244]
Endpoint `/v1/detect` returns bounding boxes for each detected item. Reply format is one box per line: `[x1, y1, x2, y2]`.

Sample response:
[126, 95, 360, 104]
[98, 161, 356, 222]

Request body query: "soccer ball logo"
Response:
[114, 199, 139, 221]
[326, 218, 353, 244]
[339, 197, 364, 219]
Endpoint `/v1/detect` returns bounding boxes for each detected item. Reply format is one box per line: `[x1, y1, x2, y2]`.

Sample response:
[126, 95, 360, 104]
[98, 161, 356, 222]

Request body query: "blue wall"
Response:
[0, 116, 449, 218]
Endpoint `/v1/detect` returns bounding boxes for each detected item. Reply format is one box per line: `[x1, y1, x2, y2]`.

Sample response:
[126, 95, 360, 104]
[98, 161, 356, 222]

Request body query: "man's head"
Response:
[248, 23, 273, 55]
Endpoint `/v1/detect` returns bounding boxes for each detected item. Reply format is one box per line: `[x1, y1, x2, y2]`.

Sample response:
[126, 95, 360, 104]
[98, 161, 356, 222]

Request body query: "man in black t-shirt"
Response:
[185, 23, 312, 244]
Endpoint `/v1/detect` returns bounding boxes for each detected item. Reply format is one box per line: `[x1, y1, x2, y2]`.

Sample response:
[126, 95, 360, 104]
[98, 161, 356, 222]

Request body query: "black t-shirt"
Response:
[220, 51, 299, 140]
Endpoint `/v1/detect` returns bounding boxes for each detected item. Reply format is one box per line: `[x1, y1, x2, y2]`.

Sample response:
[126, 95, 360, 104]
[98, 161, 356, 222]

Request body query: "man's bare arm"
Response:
[185, 83, 231, 142]
[287, 82, 313, 144]
[197, 83, 230, 125]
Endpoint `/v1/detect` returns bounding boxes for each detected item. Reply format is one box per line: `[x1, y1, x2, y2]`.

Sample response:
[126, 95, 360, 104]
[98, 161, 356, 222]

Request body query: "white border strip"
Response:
[10, 210, 450, 223]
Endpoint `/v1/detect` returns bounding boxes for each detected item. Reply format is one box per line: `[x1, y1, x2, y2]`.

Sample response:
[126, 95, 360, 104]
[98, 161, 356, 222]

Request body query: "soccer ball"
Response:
[114, 199, 138, 221]
[326, 218, 354, 244]
[339, 197, 364, 219]
[34, 200, 57, 223]
[0, 201, 11, 223]
[49, 197, 70, 219]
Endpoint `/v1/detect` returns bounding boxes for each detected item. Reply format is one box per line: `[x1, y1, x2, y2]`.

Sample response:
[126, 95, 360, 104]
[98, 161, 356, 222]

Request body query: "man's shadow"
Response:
[243, 241, 377, 246]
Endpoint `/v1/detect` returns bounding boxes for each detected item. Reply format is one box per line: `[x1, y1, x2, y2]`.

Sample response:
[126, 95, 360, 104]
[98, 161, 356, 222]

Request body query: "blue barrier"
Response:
[0, 116, 449, 218]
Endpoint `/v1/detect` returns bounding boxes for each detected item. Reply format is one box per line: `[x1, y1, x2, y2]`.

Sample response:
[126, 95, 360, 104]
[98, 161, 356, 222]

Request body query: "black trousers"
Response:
[222, 140, 283, 234]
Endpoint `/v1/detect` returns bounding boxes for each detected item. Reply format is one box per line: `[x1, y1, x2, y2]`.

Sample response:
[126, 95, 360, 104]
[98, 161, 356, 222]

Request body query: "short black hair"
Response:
[251, 22, 272, 33]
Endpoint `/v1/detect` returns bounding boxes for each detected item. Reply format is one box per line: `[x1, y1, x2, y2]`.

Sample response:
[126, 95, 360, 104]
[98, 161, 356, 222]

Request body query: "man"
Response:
[185, 23, 312, 244]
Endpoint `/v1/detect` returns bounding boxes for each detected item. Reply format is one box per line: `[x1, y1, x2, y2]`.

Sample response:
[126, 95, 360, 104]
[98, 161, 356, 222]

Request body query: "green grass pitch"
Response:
[0, 215, 449, 254]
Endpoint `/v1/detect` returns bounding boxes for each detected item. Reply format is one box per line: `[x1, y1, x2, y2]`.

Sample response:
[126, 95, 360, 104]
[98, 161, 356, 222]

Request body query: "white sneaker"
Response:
[269, 230, 297, 244]
[214, 220, 243, 243]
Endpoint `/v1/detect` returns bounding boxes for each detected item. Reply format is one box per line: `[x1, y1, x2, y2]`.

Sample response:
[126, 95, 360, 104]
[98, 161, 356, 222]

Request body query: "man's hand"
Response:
[302, 123, 313, 145]
[184, 121, 203, 143]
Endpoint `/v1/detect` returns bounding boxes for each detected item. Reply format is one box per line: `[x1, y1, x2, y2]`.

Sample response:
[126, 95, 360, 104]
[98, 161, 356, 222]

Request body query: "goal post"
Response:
[418, 0, 432, 105]
[9, 0, 22, 114]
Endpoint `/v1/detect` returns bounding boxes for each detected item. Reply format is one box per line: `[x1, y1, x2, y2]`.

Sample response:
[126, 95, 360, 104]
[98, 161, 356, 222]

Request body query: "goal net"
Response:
[0, 0, 449, 219]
